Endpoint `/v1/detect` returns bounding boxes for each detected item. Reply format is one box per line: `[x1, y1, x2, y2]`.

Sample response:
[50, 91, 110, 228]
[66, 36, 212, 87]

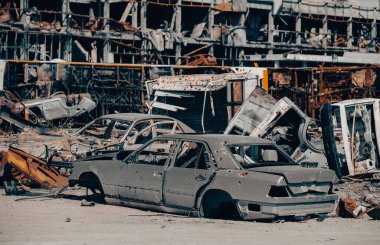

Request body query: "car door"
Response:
[162, 140, 216, 209]
[118, 138, 176, 204]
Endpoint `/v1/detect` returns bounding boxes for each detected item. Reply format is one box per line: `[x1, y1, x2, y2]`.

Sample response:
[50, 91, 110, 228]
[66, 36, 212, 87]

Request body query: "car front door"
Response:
[162, 140, 216, 209]
[118, 139, 176, 204]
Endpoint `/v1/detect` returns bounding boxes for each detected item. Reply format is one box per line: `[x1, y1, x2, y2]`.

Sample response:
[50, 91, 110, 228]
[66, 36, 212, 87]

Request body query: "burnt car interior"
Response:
[259, 108, 303, 155]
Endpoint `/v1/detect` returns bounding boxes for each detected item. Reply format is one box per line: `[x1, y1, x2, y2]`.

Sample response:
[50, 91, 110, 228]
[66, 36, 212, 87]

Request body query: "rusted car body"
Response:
[321, 98, 380, 178]
[224, 87, 327, 167]
[69, 134, 338, 220]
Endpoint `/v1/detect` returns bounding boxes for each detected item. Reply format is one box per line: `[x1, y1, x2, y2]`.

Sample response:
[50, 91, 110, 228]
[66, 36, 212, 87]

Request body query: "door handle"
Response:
[153, 171, 162, 177]
[195, 174, 207, 181]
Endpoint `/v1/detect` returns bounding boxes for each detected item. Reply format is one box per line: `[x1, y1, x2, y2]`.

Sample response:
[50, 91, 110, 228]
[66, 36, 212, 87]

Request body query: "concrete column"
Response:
[268, 11, 274, 43]
[322, 16, 328, 47]
[103, 1, 111, 62]
[322, 4, 328, 48]
[132, 3, 138, 28]
[104, 0, 110, 32]
[208, 1, 214, 56]
[20, 0, 28, 23]
[62, 0, 69, 27]
[347, 6, 353, 48]
[140, 0, 147, 32]
[372, 9, 377, 48]
[268, 11, 274, 54]
[295, 1, 302, 45]
[296, 14, 301, 45]
[175, 0, 182, 65]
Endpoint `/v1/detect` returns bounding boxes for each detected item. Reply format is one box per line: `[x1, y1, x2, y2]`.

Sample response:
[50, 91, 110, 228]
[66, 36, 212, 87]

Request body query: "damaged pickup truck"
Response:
[69, 134, 338, 221]
[224, 87, 327, 167]
[321, 98, 380, 178]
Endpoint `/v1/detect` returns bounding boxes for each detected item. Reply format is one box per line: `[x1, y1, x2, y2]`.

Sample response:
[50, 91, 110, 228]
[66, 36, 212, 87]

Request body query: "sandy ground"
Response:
[0, 188, 380, 245]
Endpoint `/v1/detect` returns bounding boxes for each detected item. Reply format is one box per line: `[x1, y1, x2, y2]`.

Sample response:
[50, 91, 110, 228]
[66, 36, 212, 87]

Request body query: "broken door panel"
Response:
[321, 99, 380, 177]
[225, 87, 327, 166]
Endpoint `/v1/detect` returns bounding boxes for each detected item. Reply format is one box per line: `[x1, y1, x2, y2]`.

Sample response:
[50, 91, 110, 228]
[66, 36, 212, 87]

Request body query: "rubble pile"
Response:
[335, 178, 380, 219]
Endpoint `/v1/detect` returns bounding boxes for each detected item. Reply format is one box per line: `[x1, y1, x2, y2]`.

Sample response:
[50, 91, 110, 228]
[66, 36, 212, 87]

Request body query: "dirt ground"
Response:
[0, 188, 380, 245]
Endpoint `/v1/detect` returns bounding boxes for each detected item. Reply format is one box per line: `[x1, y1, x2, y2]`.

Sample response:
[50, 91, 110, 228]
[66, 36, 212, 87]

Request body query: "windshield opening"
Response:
[227, 144, 296, 168]
[79, 118, 132, 140]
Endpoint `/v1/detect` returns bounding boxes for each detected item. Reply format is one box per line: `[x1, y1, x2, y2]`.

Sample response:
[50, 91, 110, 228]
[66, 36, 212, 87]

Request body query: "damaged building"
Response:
[1, 1, 380, 67]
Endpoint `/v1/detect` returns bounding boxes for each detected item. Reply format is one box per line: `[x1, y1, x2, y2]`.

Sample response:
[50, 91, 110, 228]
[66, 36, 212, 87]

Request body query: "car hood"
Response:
[248, 165, 337, 194]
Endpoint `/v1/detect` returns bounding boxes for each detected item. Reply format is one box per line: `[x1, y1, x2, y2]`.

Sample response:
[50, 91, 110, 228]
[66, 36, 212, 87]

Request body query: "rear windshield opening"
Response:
[227, 144, 296, 168]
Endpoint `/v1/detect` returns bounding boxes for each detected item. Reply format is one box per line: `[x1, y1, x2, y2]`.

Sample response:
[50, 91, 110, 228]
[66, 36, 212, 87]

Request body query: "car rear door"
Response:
[118, 138, 176, 204]
[162, 140, 216, 209]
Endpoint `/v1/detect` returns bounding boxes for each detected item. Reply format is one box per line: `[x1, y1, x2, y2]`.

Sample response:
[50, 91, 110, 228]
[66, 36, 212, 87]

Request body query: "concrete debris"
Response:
[334, 179, 380, 219]
[81, 199, 95, 207]
[337, 197, 366, 218]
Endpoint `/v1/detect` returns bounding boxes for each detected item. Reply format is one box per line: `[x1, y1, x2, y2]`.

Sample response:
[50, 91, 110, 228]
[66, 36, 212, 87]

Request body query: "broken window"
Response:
[127, 120, 150, 137]
[227, 144, 294, 168]
[80, 118, 132, 140]
[133, 139, 175, 166]
[174, 141, 212, 170]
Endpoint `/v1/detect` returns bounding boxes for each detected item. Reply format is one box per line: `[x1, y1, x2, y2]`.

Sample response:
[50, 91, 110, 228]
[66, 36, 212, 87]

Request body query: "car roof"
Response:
[99, 113, 176, 122]
[158, 134, 272, 144]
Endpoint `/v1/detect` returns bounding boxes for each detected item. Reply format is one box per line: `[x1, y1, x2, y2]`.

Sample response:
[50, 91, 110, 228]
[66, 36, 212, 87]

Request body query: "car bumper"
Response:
[236, 194, 339, 220]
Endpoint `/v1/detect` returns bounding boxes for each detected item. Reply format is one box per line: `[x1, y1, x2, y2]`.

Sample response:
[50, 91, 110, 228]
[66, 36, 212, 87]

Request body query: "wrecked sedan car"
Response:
[321, 98, 380, 178]
[70, 113, 194, 157]
[69, 134, 338, 220]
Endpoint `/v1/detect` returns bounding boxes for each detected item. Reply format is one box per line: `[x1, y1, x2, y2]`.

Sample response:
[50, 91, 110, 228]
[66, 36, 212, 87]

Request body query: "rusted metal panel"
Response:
[6, 146, 68, 188]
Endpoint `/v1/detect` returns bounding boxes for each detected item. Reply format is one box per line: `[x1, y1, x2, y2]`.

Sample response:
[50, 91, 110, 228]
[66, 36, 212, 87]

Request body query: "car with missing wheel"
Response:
[69, 134, 338, 220]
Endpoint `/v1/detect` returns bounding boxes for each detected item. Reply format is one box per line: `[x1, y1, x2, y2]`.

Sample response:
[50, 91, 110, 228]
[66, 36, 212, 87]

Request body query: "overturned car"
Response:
[321, 98, 380, 178]
[69, 134, 338, 220]
[225, 87, 327, 167]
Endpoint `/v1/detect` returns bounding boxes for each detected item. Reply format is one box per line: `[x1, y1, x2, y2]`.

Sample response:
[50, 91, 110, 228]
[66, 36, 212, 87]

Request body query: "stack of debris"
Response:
[335, 177, 380, 220]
